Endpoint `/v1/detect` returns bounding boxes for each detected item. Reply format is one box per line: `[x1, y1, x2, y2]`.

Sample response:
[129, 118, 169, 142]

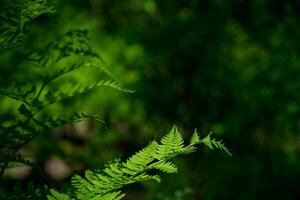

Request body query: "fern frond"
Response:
[36, 80, 130, 109]
[93, 192, 125, 200]
[98, 80, 134, 93]
[14, 154, 35, 168]
[0, 85, 32, 105]
[0, 27, 131, 175]
[124, 141, 158, 170]
[148, 161, 178, 173]
[52, 29, 97, 62]
[0, 0, 55, 49]
[49, 127, 230, 200]
[190, 129, 200, 145]
[40, 112, 104, 129]
[48, 189, 70, 200]
[46, 62, 85, 83]
[156, 126, 186, 159]
[201, 132, 232, 156]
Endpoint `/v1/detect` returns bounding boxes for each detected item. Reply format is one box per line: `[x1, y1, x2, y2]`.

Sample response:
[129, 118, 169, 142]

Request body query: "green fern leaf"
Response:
[201, 132, 232, 156]
[47, 189, 70, 200]
[48, 127, 230, 200]
[149, 161, 178, 173]
[123, 141, 158, 171]
[156, 126, 186, 159]
[92, 191, 125, 200]
[190, 129, 200, 145]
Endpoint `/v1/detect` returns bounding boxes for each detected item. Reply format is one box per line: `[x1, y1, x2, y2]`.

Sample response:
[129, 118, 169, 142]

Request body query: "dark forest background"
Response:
[1, 0, 300, 199]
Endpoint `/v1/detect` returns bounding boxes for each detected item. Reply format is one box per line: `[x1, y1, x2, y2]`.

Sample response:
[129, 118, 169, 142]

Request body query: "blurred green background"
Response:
[1, 0, 300, 199]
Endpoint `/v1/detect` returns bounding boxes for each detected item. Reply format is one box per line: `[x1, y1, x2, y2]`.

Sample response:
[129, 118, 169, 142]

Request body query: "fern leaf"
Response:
[42, 112, 104, 129]
[123, 141, 158, 171]
[47, 189, 70, 200]
[172, 126, 185, 149]
[0, 0, 55, 49]
[156, 126, 185, 159]
[48, 127, 231, 200]
[201, 132, 232, 156]
[38, 80, 131, 109]
[92, 191, 125, 200]
[149, 161, 178, 173]
[190, 129, 200, 145]
[46, 62, 85, 83]
[0, 87, 28, 104]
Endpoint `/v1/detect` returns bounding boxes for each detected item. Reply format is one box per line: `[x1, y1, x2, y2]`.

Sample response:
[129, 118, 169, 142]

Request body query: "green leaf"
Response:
[150, 161, 178, 173]
[47, 189, 70, 200]
[201, 132, 232, 156]
[190, 129, 200, 145]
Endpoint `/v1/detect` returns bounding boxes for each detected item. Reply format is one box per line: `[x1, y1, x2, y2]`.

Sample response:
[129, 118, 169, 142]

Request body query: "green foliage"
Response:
[1, 1, 234, 200]
[0, 0, 55, 49]
[0, 182, 49, 200]
[201, 132, 232, 156]
[0, 20, 131, 178]
[92, 1, 300, 199]
[48, 126, 230, 200]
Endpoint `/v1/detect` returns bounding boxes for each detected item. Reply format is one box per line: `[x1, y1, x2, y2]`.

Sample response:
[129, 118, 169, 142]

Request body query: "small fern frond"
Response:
[190, 129, 200, 145]
[201, 132, 232, 156]
[99, 80, 134, 93]
[42, 113, 104, 129]
[172, 126, 185, 149]
[30, 80, 126, 110]
[156, 126, 186, 159]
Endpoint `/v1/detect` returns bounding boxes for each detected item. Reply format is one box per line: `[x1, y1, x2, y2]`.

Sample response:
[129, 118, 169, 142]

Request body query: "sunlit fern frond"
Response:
[48, 126, 230, 200]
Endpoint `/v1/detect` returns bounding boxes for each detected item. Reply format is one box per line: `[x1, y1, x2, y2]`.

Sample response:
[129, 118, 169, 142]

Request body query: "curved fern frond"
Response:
[40, 112, 104, 130]
[201, 132, 232, 156]
[48, 126, 231, 200]
[36, 80, 132, 109]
